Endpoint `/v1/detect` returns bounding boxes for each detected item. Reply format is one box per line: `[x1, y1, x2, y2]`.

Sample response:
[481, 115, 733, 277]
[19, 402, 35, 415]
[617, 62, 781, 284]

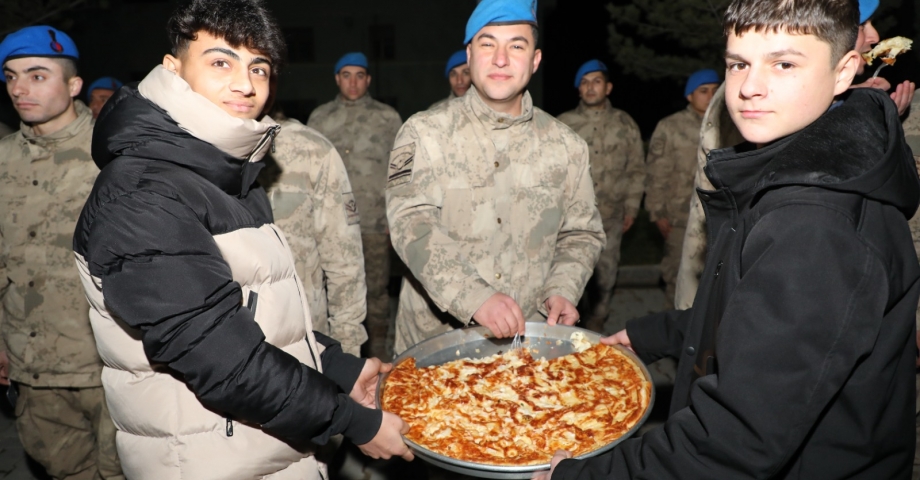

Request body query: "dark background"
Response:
[1, 0, 917, 139]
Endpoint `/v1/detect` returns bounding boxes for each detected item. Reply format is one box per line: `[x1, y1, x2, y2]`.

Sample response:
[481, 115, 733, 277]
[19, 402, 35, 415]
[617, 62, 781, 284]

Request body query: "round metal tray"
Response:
[376, 322, 656, 479]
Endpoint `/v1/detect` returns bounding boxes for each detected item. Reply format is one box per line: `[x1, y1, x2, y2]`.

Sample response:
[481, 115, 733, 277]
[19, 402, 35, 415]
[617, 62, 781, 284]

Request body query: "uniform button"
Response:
[33, 373, 40, 380]
[494, 162, 499, 168]
[28, 281, 34, 287]
[497, 118, 505, 123]
[345, 149, 350, 154]
[32, 180, 38, 186]
[686, 346, 696, 355]
[707, 122, 713, 127]
[495, 273, 502, 279]
[497, 218, 502, 224]
[29, 231, 36, 237]
[30, 332, 37, 337]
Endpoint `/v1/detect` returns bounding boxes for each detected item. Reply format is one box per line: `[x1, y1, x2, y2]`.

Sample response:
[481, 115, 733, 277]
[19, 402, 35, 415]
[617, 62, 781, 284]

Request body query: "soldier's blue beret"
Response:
[86, 77, 123, 101]
[334, 52, 368, 75]
[445, 50, 468, 78]
[464, 0, 538, 45]
[0, 26, 79, 82]
[859, 0, 878, 24]
[574, 59, 607, 89]
[684, 69, 720, 97]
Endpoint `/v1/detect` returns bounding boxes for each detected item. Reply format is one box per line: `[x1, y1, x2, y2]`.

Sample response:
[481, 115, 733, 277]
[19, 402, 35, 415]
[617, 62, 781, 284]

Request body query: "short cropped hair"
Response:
[53, 58, 78, 81]
[167, 0, 287, 75]
[723, 0, 859, 64]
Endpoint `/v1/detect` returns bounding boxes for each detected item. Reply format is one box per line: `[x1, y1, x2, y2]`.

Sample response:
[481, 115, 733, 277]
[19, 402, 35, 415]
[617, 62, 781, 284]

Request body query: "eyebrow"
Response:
[724, 49, 806, 61]
[2, 65, 52, 75]
[202, 47, 272, 67]
[475, 32, 530, 45]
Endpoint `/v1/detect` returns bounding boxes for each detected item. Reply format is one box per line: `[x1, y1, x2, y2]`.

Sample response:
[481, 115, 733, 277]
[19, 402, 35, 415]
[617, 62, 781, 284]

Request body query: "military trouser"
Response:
[582, 221, 624, 333]
[361, 233, 392, 360]
[660, 226, 686, 310]
[14, 384, 122, 480]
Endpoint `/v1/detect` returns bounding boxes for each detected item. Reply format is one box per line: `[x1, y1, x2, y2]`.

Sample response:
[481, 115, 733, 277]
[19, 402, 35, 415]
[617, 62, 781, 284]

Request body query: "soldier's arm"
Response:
[314, 144, 369, 356]
[644, 122, 670, 223]
[386, 122, 498, 323]
[673, 144, 715, 309]
[541, 137, 606, 306]
[623, 116, 647, 219]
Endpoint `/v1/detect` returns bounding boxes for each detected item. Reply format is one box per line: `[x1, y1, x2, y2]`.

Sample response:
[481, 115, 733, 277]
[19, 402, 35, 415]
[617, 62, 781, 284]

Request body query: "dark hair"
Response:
[723, 0, 859, 64]
[167, 0, 287, 75]
[53, 58, 78, 81]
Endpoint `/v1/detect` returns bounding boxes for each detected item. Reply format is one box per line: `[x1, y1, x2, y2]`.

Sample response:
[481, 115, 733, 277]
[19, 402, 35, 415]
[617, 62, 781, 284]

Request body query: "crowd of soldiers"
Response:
[0, 0, 919, 478]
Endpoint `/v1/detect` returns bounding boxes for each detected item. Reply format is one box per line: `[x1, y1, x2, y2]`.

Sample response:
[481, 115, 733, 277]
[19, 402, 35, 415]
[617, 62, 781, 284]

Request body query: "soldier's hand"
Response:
[350, 358, 392, 409]
[655, 218, 672, 239]
[357, 411, 414, 461]
[0, 350, 8, 386]
[473, 293, 525, 338]
[545, 296, 579, 326]
[851, 76, 891, 91]
[531, 450, 572, 479]
[601, 329, 635, 353]
[623, 215, 636, 232]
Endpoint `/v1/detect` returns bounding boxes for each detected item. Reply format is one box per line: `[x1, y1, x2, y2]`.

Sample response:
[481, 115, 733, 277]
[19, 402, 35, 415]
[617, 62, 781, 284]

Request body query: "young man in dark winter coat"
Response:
[71, 0, 411, 478]
[535, 0, 920, 478]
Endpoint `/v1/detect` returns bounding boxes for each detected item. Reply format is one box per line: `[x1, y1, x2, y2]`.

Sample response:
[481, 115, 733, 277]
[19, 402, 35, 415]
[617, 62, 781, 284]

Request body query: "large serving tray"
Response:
[376, 322, 656, 479]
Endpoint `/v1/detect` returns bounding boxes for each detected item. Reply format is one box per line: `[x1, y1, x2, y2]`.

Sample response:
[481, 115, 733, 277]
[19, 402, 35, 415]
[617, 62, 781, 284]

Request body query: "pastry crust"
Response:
[863, 37, 913, 66]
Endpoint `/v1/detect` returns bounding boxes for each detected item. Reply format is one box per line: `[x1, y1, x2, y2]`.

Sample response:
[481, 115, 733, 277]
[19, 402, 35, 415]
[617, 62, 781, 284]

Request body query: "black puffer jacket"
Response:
[72, 81, 380, 478]
[555, 89, 920, 479]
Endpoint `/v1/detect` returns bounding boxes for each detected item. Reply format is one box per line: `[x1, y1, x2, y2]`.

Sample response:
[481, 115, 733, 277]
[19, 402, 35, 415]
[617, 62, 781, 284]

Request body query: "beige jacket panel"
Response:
[262, 118, 368, 356]
[645, 106, 704, 227]
[308, 95, 402, 234]
[386, 88, 605, 352]
[0, 102, 103, 387]
[557, 99, 646, 222]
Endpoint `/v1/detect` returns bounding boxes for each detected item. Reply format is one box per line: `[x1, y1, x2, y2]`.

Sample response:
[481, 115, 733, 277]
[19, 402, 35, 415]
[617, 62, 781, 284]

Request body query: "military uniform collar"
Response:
[19, 100, 92, 149]
[686, 104, 705, 119]
[575, 98, 612, 118]
[465, 86, 533, 129]
[335, 93, 374, 107]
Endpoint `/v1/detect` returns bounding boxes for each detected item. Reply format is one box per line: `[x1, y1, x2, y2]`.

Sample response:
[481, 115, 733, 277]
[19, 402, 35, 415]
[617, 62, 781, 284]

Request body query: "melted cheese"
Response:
[382, 341, 651, 466]
[863, 36, 913, 66]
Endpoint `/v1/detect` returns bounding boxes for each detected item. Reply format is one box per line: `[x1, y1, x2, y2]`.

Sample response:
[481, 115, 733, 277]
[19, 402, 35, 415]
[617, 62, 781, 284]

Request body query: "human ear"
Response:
[833, 50, 860, 95]
[163, 54, 181, 73]
[605, 82, 613, 96]
[68, 76, 83, 98]
[532, 49, 542, 74]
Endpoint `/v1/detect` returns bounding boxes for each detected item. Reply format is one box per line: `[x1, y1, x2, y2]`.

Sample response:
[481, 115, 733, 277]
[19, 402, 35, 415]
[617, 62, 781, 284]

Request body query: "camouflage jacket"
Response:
[260, 118, 368, 356]
[308, 94, 402, 234]
[386, 88, 605, 350]
[429, 92, 458, 111]
[0, 101, 103, 387]
[645, 106, 704, 227]
[557, 99, 645, 223]
[674, 84, 744, 309]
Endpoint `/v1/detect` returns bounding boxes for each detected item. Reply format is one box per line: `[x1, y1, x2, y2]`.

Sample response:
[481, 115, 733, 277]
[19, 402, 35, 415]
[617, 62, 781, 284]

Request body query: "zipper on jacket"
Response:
[226, 417, 234, 437]
[250, 125, 280, 161]
[247, 291, 259, 314]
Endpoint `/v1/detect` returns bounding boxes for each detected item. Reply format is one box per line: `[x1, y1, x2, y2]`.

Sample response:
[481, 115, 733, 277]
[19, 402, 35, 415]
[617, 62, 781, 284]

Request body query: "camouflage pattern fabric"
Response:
[0, 101, 104, 387]
[645, 106, 705, 306]
[308, 95, 401, 359]
[15, 384, 122, 480]
[429, 92, 458, 111]
[386, 88, 605, 354]
[259, 118, 368, 356]
[902, 95, 920, 480]
[557, 99, 645, 323]
[673, 84, 744, 309]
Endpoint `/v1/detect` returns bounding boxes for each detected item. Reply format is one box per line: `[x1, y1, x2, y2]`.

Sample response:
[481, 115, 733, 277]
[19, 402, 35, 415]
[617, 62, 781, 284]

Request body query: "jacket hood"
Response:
[706, 88, 920, 219]
[92, 66, 279, 196]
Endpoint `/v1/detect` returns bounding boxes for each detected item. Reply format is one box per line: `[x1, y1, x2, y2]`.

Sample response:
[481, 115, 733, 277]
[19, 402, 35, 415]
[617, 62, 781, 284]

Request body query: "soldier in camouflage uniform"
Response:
[557, 59, 644, 331]
[645, 70, 720, 308]
[0, 26, 122, 480]
[430, 50, 471, 110]
[0, 120, 12, 137]
[308, 52, 402, 359]
[386, 0, 605, 354]
[259, 118, 368, 356]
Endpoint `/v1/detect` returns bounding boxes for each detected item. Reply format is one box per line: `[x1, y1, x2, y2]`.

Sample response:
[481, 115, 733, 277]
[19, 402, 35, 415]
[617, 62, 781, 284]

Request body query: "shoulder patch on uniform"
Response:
[343, 191, 360, 226]
[387, 143, 415, 188]
[649, 137, 666, 157]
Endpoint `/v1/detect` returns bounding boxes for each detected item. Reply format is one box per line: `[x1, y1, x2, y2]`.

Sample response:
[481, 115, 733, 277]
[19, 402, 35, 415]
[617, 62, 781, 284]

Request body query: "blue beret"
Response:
[334, 52, 368, 75]
[859, 0, 878, 24]
[465, 0, 538, 45]
[0, 26, 78, 82]
[574, 60, 607, 89]
[445, 50, 468, 78]
[684, 69, 720, 97]
[86, 77, 123, 101]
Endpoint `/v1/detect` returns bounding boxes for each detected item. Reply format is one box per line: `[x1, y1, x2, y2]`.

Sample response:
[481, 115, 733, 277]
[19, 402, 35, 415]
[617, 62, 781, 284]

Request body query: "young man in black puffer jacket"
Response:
[536, 0, 920, 478]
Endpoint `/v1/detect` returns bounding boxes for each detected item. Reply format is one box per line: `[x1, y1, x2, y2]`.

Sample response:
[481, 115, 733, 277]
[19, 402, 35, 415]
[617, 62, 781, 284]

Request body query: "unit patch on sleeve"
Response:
[343, 192, 360, 226]
[387, 143, 416, 188]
